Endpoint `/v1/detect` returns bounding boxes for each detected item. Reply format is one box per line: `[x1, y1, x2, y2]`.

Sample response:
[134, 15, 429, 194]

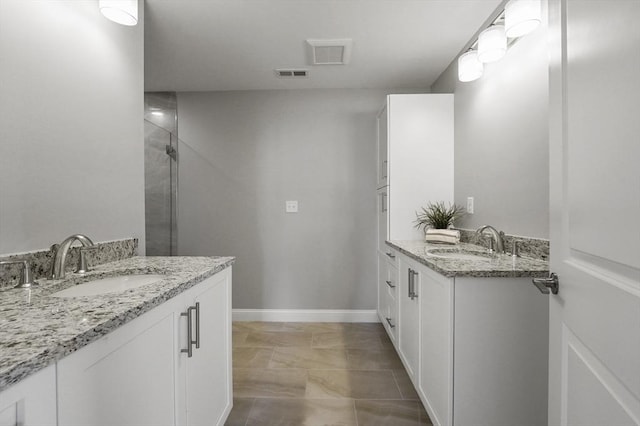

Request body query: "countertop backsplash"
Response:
[0, 238, 138, 289]
[458, 229, 549, 261]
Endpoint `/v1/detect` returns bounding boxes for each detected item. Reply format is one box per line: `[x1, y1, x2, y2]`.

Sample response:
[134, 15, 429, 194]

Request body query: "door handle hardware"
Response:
[385, 317, 396, 328]
[385, 280, 395, 288]
[408, 268, 413, 298]
[194, 302, 200, 349]
[410, 270, 419, 300]
[532, 273, 559, 295]
[180, 306, 194, 358]
[381, 193, 387, 213]
[386, 252, 395, 259]
[181, 304, 198, 357]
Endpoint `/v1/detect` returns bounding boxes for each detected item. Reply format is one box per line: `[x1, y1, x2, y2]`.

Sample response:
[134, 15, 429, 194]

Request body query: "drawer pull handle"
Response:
[385, 317, 396, 328]
[386, 252, 396, 259]
[385, 280, 395, 288]
[180, 306, 194, 358]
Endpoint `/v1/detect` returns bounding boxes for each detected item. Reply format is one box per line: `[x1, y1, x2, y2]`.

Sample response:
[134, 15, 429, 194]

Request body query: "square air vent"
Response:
[306, 39, 352, 65]
[275, 69, 309, 78]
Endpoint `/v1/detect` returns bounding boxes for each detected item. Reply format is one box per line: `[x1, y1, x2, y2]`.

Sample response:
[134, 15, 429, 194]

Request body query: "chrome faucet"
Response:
[476, 225, 505, 254]
[50, 234, 95, 279]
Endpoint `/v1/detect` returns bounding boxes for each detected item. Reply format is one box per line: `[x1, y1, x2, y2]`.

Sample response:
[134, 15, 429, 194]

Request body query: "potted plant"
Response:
[414, 201, 466, 232]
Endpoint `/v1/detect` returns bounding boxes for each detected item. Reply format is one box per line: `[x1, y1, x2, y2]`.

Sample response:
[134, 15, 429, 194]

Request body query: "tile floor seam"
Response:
[391, 368, 407, 400]
[352, 398, 359, 426]
[242, 398, 255, 426]
[266, 346, 276, 369]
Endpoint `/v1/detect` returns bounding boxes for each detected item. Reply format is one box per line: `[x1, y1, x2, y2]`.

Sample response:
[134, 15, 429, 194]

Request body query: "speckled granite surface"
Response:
[0, 239, 138, 289]
[458, 229, 550, 261]
[386, 240, 548, 278]
[0, 255, 234, 392]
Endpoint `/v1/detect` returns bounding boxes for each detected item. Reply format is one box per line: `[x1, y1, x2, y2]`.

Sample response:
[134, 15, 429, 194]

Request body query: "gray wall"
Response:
[0, 0, 145, 255]
[177, 89, 395, 310]
[432, 19, 549, 238]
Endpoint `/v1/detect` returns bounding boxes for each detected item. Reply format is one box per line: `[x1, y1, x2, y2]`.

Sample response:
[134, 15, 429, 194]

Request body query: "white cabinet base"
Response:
[0, 365, 56, 426]
[57, 300, 178, 426]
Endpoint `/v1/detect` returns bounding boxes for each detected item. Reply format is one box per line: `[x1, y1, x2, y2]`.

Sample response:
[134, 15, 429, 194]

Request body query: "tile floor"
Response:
[225, 321, 432, 426]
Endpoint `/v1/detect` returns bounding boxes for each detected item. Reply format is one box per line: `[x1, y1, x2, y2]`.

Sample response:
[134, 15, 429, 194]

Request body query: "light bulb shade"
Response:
[99, 0, 138, 26]
[505, 0, 541, 38]
[477, 25, 507, 63]
[458, 51, 484, 82]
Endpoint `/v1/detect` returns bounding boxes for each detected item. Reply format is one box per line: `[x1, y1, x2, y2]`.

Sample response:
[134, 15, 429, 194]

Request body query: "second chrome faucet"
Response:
[50, 234, 95, 279]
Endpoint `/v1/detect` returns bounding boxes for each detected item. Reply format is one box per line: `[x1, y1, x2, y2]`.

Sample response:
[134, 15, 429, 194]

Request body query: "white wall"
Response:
[0, 0, 145, 255]
[177, 89, 397, 310]
[432, 20, 549, 238]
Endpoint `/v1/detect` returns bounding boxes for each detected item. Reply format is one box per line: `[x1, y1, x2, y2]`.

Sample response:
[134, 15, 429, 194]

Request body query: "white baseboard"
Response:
[232, 309, 380, 323]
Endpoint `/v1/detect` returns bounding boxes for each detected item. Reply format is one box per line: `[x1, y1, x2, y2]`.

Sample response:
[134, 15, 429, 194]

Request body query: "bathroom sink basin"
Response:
[426, 249, 493, 261]
[51, 274, 166, 298]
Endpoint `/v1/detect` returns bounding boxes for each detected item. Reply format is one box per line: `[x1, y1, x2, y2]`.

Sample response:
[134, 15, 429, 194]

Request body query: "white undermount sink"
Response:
[51, 274, 166, 298]
[426, 249, 493, 261]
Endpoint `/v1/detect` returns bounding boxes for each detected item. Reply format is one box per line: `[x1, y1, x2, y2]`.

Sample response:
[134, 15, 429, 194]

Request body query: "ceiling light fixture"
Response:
[477, 25, 507, 63]
[99, 0, 138, 26]
[458, 50, 484, 82]
[505, 0, 541, 38]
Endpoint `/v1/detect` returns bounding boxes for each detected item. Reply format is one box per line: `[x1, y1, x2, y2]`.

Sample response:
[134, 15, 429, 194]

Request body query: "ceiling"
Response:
[144, 0, 502, 92]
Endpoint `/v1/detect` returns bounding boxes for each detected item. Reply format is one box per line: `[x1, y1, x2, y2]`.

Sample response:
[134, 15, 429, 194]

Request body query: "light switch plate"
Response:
[285, 200, 298, 213]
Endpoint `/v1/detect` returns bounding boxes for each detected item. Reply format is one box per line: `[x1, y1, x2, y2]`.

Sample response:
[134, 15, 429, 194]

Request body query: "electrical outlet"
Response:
[285, 200, 298, 213]
[467, 197, 474, 214]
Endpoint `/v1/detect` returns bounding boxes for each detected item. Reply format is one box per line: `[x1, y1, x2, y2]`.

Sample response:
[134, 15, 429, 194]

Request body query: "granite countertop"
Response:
[386, 240, 548, 278]
[0, 256, 235, 392]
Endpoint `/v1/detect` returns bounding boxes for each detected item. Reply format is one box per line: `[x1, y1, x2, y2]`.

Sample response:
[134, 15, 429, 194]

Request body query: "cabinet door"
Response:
[376, 104, 388, 189]
[378, 252, 398, 344]
[398, 257, 420, 383]
[418, 268, 453, 426]
[0, 365, 56, 426]
[182, 269, 232, 426]
[57, 300, 179, 426]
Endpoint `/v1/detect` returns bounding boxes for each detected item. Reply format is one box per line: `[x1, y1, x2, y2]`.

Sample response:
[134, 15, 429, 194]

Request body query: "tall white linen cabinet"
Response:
[376, 94, 454, 344]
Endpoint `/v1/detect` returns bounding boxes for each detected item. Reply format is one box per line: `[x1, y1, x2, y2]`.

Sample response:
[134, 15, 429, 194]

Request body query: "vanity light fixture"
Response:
[456, 0, 540, 82]
[505, 0, 541, 38]
[477, 25, 507, 63]
[458, 50, 484, 82]
[99, 0, 138, 26]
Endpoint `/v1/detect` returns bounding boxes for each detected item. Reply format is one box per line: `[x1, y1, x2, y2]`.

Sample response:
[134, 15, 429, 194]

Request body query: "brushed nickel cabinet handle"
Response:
[385, 317, 396, 328]
[385, 280, 395, 288]
[194, 302, 200, 349]
[180, 307, 194, 358]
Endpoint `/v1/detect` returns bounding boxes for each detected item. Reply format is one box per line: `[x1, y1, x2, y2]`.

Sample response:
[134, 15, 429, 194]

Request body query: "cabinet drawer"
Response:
[384, 262, 398, 301]
[382, 248, 397, 267]
[381, 294, 398, 342]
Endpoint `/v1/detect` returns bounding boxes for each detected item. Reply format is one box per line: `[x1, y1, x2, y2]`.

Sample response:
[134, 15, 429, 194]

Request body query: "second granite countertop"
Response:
[386, 240, 548, 278]
[0, 255, 235, 392]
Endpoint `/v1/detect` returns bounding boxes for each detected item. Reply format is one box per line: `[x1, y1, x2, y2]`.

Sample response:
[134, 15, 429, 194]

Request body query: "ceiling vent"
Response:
[306, 39, 352, 65]
[275, 69, 309, 78]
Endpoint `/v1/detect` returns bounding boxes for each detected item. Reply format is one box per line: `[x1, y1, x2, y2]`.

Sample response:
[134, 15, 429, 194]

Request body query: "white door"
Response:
[548, 1, 640, 425]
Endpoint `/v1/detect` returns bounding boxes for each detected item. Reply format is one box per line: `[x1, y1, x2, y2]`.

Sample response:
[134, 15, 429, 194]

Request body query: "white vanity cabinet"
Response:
[57, 267, 233, 426]
[386, 250, 548, 426]
[57, 298, 178, 425]
[177, 268, 232, 426]
[0, 365, 56, 426]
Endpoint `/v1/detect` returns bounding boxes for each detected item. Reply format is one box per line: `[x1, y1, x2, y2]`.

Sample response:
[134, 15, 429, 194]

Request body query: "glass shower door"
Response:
[144, 120, 178, 255]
